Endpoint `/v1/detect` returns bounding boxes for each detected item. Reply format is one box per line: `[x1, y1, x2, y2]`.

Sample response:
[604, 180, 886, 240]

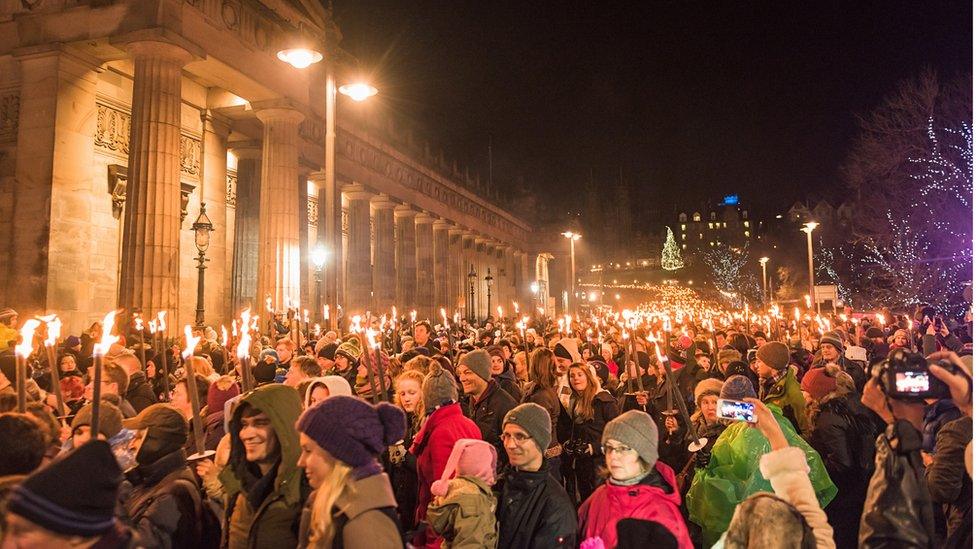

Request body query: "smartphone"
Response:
[716, 398, 757, 423]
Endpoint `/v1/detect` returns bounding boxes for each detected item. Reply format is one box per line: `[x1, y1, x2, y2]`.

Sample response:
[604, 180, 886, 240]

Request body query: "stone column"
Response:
[395, 207, 417, 311]
[461, 233, 476, 320]
[10, 46, 101, 330]
[117, 41, 192, 318]
[201, 112, 231, 323]
[230, 144, 261, 313]
[371, 196, 397, 311]
[414, 213, 435, 320]
[474, 237, 488, 321]
[343, 184, 373, 313]
[254, 105, 304, 311]
[432, 220, 451, 312]
[448, 227, 464, 312]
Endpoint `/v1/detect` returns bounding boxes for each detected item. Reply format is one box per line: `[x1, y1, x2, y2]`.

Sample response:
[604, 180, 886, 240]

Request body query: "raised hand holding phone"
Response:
[743, 398, 788, 451]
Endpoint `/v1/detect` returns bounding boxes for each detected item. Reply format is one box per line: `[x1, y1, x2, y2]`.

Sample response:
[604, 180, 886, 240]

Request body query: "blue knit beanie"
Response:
[720, 374, 757, 400]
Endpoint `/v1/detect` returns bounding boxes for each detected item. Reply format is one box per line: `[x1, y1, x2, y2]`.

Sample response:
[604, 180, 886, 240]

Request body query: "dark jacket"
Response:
[521, 382, 561, 451]
[860, 420, 936, 549]
[126, 370, 158, 414]
[922, 398, 962, 453]
[203, 410, 226, 452]
[564, 390, 620, 502]
[810, 392, 885, 549]
[811, 356, 867, 394]
[123, 450, 204, 549]
[219, 384, 305, 549]
[495, 462, 577, 549]
[463, 380, 517, 468]
[384, 411, 420, 533]
[926, 416, 973, 547]
[494, 366, 523, 402]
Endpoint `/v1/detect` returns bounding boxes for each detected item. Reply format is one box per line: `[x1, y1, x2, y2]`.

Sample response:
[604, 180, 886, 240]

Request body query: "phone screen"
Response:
[895, 371, 930, 393]
[716, 398, 757, 423]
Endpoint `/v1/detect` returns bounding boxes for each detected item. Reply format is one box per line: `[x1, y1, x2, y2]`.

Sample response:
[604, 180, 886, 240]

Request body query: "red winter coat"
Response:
[410, 402, 481, 549]
[578, 461, 693, 549]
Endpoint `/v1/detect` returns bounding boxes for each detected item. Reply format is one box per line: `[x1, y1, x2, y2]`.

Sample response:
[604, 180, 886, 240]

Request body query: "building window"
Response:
[744, 230, 750, 237]
[681, 233, 686, 240]
[679, 213, 687, 222]
[743, 220, 749, 228]
[682, 244, 686, 249]
[710, 212, 716, 220]
[681, 224, 686, 231]
[699, 233, 703, 239]
[693, 212, 701, 222]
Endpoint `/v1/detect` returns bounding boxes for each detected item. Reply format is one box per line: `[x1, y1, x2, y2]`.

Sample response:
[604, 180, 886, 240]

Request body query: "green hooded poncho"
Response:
[686, 404, 837, 548]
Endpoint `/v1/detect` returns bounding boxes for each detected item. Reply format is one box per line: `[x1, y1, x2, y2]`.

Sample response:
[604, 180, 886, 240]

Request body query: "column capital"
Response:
[433, 219, 452, 231]
[370, 194, 398, 210]
[394, 205, 418, 218]
[341, 182, 374, 201]
[448, 226, 465, 237]
[415, 212, 436, 224]
[124, 40, 194, 65]
[229, 141, 263, 160]
[254, 104, 305, 125]
[111, 28, 205, 60]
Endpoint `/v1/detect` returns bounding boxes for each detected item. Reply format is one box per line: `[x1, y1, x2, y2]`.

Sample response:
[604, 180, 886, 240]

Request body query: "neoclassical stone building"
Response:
[0, 0, 550, 332]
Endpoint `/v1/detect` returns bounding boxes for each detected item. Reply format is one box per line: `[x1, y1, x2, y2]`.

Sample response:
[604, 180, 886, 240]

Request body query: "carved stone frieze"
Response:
[183, 0, 290, 57]
[95, 103, 130, 155]
[180, 135, 201, 177]
[0, 92, 18, 143]
[307, 195, 318, 227]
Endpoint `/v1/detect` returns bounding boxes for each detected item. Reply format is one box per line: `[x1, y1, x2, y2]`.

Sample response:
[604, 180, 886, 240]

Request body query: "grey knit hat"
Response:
[756, 341, 790, 371]
[503, 403, 552, 453]
[819, 331, 845, 352]
[423, 361, 458, 409]
[459, 349, 492, 382]
[721, 374, 757, 400]
[602, 410, 659, 466]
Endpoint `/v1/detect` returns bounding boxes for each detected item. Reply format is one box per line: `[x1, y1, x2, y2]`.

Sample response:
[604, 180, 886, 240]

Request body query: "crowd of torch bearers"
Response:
[8, 283, 882, 459]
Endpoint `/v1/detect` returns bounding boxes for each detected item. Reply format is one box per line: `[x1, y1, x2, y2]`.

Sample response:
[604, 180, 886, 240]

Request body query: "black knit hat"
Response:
[8, 440, 122, 537]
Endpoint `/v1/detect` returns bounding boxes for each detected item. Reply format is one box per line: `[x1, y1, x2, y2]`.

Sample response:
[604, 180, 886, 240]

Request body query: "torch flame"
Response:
[182, 325, 200, 360]
[15, 319, 41, 358]
[148, 319, 157, 334]
[39, 314, 61, 347]
[157, 311, 167, 333]
[133, 314, 144, 332]
[93, 311, 120, 356]
[221, 325, 229, 347]
[236, 308, 252, 359]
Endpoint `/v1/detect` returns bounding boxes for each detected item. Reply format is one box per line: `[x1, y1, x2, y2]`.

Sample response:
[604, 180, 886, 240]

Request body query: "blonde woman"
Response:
[388, 369, 426, 532]
[296, 396, 405, 548]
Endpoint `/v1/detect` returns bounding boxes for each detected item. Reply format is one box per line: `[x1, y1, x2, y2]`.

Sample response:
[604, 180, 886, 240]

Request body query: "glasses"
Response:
[500, 432, 532, 445]
[601, 443, 635, 455]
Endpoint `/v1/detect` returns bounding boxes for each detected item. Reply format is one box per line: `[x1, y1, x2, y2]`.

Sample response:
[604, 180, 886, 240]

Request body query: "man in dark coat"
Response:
[116, 353, 157, 414]
[495, 403, 577, 549]
[459, 349, 517, 468]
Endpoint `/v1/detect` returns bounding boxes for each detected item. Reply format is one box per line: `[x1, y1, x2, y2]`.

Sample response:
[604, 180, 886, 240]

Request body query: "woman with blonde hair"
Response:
[387, 369, 426, 533]
[563, 362, 620, 504]
[297, 395, 406, 548]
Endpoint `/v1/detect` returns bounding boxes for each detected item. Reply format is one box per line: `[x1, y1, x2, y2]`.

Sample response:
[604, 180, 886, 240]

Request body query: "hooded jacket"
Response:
[578, 461, 693, 549]
[219, 384, 304, 549]
[760, 368, 811, 435]
[123, 449, 201, 549]
[427, 476, 498, 549]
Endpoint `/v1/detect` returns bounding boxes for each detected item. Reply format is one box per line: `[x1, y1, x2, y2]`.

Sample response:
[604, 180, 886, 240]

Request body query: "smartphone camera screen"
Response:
[895, 371, 930, 394]
[717, 399, 757, 423]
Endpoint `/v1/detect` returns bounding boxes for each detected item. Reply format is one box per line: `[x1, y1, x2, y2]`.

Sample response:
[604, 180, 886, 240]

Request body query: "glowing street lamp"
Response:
[561, 231, 581, 313]
[759, 256, 770, 306]
[338, 83, 378, 102]
[276, 48, 323, 69]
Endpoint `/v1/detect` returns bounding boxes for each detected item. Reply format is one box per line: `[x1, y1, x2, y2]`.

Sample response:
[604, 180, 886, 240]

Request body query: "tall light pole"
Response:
[467, 264, 478, 323]
[759, 256, 770, 307]
[191, 203, 214, 328]
[278, 45, 377, 331]
[801, 222, 819, 313]
[561, 231, 581, 313]
[311, 245, 328, 324]
[485, 267, 494, 322]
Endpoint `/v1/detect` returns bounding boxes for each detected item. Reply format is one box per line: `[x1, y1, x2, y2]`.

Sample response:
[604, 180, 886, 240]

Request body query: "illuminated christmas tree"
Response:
[661, 227, 684, 271]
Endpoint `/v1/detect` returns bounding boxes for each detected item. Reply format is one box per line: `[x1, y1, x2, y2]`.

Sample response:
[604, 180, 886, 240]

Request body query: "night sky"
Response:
[332, 1, 971, 227]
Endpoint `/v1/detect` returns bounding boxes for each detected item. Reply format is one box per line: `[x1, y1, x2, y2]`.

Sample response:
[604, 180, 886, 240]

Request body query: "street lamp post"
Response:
[759, 256, 770, 306]
[561, 231, 581, 313]
[485, 268, 494, 322]
[311, 245, 328, 324]
[467, 264, 477, 323]
[278, 44, 377, 332]
[801, 222, 819, 314]
[191, 203, 214, 328]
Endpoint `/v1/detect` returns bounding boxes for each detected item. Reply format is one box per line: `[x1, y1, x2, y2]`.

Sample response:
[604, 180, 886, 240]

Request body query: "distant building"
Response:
[677, 195, 752, 254]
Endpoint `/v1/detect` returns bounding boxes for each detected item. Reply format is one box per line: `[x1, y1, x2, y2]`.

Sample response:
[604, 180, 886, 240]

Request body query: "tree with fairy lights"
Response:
[701, 242, 751, 303]
[829, 70, 973, 315]
[661, 227, 684, 271]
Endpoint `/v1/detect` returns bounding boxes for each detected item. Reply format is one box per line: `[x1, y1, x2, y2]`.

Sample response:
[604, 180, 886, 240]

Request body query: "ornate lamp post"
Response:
[561, 231, 581, 313]
[192, 203, 214, 328]
[467, 264, 477, 323]
[485, 267, 494, 322]
[311, 245, 328, 324]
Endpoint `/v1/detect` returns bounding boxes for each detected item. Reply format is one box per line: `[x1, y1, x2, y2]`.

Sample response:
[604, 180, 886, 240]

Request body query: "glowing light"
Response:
[338, 83, 378, 101]
[15, 319, 40, 358]
[93, 311, 120, 356]
[277, 48, 323, 69]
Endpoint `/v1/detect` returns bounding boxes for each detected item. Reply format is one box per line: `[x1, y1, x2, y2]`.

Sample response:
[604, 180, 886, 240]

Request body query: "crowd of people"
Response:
[0, 299, 972, 548]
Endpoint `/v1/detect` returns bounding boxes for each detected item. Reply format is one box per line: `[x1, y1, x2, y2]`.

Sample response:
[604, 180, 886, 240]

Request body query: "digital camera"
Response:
[873, 348, 963, 401]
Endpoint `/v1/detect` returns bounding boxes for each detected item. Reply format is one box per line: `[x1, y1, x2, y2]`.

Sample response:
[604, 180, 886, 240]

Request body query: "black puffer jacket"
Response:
[810, 392, 884, 549]
[495, 462, 577, 549]
[926, 416, 973, 548]
[860, 419, 936, 548]
[123, 450, 206, 549]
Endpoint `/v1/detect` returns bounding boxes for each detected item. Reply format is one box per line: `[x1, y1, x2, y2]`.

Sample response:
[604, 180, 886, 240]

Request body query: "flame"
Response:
[440, 308, 447, 324]
[221, 325, 229, 347]
[303, 309, 309, 323]
[497, 305, 503, 319]
[323, 304, 330, 320]
[265, 296, 273, 312]
[351, 315, 362, 333]
[513, 301, 519, 314]
[410, 310, 417, 323]
[39, 314, 61, 347]
[232, 320, 238, 338]
[157, 310, 167, 332]
[148, 319, 158, 334]
[182, 325, 200, 360]
[237, 308, 252, 359]
[93, 311, 120, 356]
[133, 313, 143, 332]
[366, 327, 380, 350]
[14, 319, 41, 358]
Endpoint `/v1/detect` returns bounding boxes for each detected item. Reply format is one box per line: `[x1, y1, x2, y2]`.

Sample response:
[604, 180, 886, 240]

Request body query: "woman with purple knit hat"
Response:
[296, 395, 407, 548]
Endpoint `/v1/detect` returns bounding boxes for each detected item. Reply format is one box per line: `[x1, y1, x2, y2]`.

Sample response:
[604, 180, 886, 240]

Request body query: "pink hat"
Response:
[430, 438, 497, 496]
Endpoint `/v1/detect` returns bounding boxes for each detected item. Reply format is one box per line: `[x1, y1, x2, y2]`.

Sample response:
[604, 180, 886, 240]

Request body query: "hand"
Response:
[921, 451, 934, 467]
[939, 323, 950, 337]
[635, 391, 649, 406]
[195, 458, 217, 479]
[927, 351, 973, 417]
[926, 322, 936, 336]
[665, 416, 679, 434]
[744, 398, 788, 450]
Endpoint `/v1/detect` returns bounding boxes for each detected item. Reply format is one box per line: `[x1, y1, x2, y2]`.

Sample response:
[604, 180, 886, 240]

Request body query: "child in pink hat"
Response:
[427, 438, 499, 548]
